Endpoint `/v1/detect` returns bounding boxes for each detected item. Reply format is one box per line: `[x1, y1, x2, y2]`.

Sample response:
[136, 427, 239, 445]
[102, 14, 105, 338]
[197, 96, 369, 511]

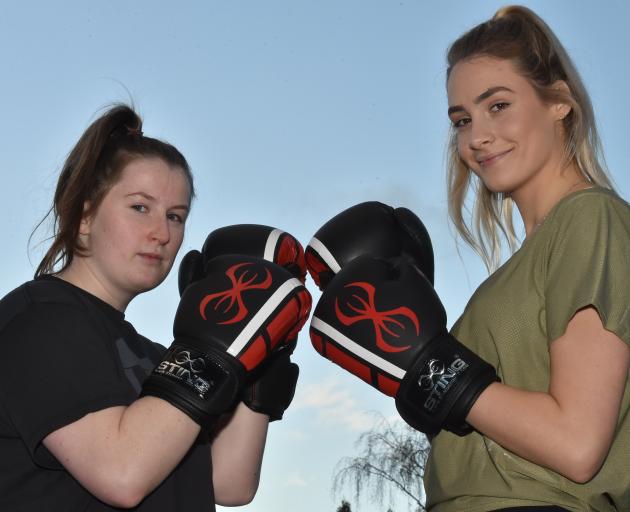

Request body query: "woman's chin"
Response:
[130, 271, 169, 296]
[479, 179, 514, 195]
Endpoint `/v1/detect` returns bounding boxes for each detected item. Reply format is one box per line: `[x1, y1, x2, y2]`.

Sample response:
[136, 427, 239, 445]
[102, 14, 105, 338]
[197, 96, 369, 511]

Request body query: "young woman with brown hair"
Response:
[0, 104, 308, 511]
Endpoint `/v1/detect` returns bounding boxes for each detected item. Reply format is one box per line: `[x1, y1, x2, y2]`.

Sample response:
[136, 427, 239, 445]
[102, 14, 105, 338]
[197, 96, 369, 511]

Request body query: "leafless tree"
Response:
[336, 499, 352, 512]
[336, 498, 396, 512]
[333, 414, 429, 512]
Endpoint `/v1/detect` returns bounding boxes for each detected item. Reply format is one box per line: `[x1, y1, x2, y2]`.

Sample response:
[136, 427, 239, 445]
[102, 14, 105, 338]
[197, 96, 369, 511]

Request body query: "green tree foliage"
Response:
[333, 414, 429, 512]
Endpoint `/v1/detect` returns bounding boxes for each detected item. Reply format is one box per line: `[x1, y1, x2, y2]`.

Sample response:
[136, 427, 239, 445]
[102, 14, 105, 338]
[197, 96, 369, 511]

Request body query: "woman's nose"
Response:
[469, 117, 495, 149]
[150, 216, 170, 244]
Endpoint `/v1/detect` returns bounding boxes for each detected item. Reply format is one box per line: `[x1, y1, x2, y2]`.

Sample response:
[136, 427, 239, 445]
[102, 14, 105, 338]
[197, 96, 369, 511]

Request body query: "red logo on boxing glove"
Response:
[199, 262, 272, 324]
[334, 281, 419, 353]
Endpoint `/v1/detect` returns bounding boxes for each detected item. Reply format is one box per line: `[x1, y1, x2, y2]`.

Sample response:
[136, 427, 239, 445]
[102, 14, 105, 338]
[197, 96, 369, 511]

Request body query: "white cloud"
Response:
[285, 473, 307, 488]
[292, 376, 375, 432]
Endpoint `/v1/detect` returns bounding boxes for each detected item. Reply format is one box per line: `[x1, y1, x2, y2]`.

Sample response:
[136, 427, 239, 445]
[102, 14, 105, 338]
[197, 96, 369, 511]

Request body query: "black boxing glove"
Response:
[242, 346, 299, 421]
[179, 224, 306, 296]
[176, 224, 307, 421]
[142, 255, 312, 428]
[309, 256, 497, 436]
[306, 202, 434, 289]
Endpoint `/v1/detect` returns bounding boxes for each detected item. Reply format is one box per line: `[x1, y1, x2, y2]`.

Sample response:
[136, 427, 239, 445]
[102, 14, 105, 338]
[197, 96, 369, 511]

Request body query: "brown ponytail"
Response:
[35, 104, 194, 277]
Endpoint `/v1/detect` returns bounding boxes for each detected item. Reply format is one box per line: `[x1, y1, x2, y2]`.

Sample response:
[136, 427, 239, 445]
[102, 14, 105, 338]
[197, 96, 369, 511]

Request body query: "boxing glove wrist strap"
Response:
[142, 339, 245, 428]
[242, 350, 299, 422]
[395, 332, 498, 437]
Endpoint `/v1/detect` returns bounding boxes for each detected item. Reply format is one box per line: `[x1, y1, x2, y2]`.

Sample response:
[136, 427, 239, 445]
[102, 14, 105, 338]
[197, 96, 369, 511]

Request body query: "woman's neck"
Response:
[512, 164, 591, 237]
[56, 259, 132, 312]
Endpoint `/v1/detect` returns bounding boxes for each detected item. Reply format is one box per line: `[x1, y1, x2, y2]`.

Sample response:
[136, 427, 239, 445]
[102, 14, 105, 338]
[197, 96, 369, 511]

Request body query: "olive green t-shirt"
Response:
[424, 188, 630, 512]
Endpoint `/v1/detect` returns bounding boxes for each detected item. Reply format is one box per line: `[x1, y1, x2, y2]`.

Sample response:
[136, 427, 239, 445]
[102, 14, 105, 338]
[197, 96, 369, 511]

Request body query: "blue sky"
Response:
[2, 1, 629, 511]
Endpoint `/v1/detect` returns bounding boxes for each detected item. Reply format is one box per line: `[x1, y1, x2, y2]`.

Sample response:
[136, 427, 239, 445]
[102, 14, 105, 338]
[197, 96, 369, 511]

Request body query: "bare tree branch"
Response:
[332, 413, 430, 512]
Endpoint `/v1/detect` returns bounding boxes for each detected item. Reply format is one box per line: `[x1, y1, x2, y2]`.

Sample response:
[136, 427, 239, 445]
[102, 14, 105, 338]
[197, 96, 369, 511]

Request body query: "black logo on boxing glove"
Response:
[419, 356, 469, 412]
[155, 349, 212, 398]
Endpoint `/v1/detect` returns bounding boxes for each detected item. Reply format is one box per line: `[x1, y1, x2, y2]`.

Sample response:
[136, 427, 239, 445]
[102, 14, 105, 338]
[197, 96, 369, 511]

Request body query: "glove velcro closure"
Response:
[243, 351, 299, 422]
[395, 332, 498, 437]
[141, 338, 245, 429]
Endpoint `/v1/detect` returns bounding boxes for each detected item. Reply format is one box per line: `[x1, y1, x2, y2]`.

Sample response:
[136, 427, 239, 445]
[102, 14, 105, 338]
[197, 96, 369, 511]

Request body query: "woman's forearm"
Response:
[211, 402, 269, 506]
[44, 397, 202, 507]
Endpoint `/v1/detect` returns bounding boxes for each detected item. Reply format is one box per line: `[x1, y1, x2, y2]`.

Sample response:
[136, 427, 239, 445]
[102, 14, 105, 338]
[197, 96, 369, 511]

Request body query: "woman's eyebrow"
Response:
[126, 191, 155, 200]
[126, 192, 189, 211]
[448, 86, 515, 116]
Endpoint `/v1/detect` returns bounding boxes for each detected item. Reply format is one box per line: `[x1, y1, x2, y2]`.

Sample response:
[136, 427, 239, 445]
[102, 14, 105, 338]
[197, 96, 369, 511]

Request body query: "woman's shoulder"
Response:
[0, 277, 95, 335]
[1, 276, 89, 309]
[534, 186, 630, 286]
[544, 186, 630, 236]
[552, 186, 630, 218]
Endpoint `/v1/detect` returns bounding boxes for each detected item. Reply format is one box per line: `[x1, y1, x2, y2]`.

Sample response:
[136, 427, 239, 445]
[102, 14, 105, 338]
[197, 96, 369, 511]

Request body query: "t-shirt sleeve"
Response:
[544, 192, 630, 346]
[0, 302, 133, 467]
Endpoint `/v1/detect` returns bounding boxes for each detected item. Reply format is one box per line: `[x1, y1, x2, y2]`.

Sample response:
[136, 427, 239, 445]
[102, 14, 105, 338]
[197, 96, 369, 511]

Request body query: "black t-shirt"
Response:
[0, 276, 215, 511]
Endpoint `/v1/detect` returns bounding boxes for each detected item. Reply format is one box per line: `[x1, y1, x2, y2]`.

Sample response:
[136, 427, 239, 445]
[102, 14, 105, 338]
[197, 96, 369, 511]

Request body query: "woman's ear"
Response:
[551, 80, 572, 120]
[79, 202, 92, 236]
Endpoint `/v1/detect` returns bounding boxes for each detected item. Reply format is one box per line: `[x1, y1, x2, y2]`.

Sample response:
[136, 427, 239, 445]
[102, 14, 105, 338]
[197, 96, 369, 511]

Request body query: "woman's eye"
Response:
[490, 102, 510, 113]
[167, 213, 184, 224]
[452, 117, 470, 129]
[131, 204, 148, 213]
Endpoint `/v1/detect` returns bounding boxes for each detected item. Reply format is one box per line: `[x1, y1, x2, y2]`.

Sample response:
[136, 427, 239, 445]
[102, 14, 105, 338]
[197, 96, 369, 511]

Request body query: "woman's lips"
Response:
[477, 149, 512, 168]
[139, 253, 163, 263]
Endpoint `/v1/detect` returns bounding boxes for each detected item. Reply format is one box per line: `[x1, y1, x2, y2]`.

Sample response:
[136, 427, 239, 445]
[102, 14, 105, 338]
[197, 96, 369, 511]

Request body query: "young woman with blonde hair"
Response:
[423, 5, 630, 511]
[304, 5, 629, 512]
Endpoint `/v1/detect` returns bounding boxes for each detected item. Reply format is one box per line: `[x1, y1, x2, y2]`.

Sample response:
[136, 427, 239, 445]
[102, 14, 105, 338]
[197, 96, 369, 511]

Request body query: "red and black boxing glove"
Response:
[310, 256, 497, 436]
[142, 255, 311, 428]
[177, 224, 308, 421]
[179, 224, 306, 296]
[306, 202, 434, 290]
